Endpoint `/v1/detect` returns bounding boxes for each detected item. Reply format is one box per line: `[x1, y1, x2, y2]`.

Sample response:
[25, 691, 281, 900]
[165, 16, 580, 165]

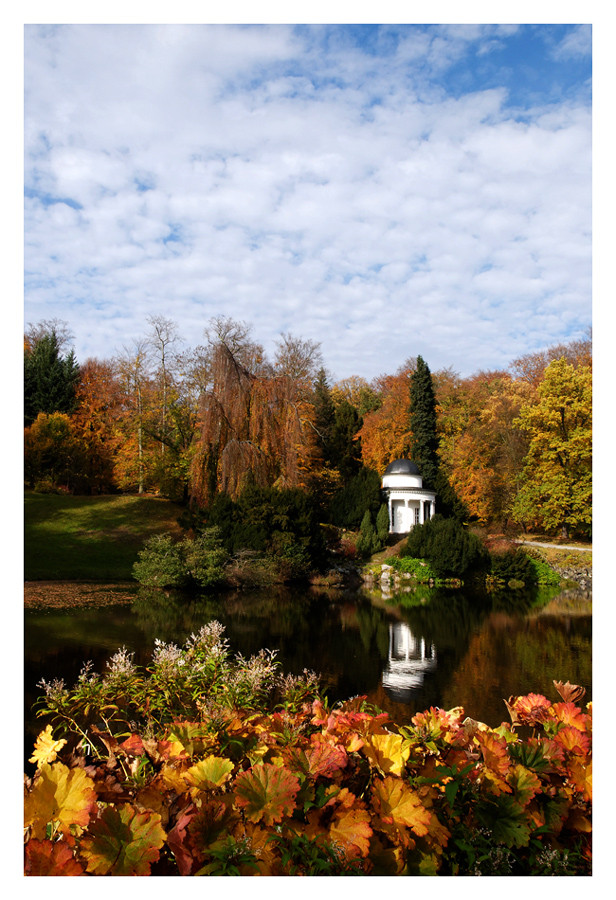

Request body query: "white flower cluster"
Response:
[37, 677, 69, 703]
[229, 649, 278, 696]
[105, 647, 137, 680]
[152, 638, 185, 672]
[78, 660, 99, 685]
[186, 621, 229, 660]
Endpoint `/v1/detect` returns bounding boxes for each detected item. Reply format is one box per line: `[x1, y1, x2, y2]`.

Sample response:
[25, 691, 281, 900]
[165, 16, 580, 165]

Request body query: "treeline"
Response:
[23, 316, 591, 540]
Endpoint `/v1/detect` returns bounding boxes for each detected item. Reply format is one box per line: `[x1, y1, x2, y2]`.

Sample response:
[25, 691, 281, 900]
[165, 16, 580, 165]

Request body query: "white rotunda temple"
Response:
[382, 459, 436, 534]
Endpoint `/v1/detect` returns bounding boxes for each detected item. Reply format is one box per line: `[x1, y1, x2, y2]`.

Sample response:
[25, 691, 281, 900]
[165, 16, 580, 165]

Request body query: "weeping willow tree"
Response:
[189, 318, 325, 506]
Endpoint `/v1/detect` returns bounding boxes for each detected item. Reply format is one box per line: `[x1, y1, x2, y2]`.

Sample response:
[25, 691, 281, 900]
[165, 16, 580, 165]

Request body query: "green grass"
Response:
[24, 492, 186, 581]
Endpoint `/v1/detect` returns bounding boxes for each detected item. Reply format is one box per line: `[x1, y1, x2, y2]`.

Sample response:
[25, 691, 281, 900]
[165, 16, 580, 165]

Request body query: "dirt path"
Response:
[513, 540, 592, 553]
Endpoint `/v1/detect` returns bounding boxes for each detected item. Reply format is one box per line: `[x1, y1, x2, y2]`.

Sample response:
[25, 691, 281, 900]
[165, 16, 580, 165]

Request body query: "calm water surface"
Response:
[24, 582, 591, 767]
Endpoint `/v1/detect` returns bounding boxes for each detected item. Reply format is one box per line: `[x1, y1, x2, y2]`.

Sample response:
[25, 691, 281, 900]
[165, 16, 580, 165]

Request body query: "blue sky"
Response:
[23, 21, 592, 381]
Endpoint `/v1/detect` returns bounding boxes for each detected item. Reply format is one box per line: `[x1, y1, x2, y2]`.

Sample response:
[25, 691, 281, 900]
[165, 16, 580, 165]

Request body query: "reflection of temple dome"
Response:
[384, 459, 420, 476]
[382, 622, 437, 703]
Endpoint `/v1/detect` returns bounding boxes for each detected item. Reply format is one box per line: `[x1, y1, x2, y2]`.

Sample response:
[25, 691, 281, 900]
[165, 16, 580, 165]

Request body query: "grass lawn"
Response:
[24, 492, 186, 581]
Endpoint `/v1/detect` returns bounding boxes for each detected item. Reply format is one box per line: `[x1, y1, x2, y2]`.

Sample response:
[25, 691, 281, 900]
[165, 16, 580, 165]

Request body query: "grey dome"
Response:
[384, 459, 420, 476]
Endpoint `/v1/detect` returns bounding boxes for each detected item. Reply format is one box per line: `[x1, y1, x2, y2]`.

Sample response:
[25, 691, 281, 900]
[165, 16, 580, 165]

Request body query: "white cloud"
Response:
[24, 24, 591, 381]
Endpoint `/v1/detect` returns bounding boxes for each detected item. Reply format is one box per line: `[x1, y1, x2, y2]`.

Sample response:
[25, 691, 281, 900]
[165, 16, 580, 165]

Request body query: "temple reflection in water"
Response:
[382, 622, 437, 703]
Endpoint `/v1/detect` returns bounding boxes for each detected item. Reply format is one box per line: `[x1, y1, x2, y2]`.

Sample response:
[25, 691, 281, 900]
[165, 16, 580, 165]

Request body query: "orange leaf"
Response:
[554, 725, 591, 756]
[234, 763, 300, 825]
[567, 758, 592, 801]
[371, 776, 431, 836]
[24, 839, 85, 876]
[552, 702, 589, 731]
[475, 731, 511, 778]
[330, 806, 373, 858]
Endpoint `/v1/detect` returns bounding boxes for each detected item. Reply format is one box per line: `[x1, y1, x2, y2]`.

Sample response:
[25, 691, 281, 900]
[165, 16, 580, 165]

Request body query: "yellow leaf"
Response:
[29, 726, 67, 769]
[185, 755, 234, 791]
[24, 763, 97, 840]
[363, 733, 411, 776]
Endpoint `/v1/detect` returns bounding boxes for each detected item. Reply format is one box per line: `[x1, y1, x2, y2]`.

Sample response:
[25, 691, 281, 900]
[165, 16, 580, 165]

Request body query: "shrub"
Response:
[489, 549, 538, 587]
[27, 664, 592, 877]
[183, 527, 228, 588]
[207, 485, 326, 572]
[356, 510, 381, 557]
[376, 503, 390, 543]
[133, 533, 189, 588]
[133, 530, 229, 589]
[383, 556, 438, 582]
[404, 515, 489, 578]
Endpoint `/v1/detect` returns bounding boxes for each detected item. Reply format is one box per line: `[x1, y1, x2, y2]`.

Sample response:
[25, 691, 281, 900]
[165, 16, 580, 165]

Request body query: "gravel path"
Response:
[513, 540, 592, 552]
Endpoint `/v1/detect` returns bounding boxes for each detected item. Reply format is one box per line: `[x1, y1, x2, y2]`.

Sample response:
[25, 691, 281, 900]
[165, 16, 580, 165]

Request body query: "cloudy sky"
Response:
[24, 22, 592, 381]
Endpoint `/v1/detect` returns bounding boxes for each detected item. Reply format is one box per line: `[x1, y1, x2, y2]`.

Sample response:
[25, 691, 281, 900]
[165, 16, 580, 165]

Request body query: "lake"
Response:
[24, 581, 591, 770]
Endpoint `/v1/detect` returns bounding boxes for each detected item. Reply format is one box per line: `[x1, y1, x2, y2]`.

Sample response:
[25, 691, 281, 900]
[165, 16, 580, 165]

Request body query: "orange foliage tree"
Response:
[190, 319, 327, 506]
[356, 366, 414, 474]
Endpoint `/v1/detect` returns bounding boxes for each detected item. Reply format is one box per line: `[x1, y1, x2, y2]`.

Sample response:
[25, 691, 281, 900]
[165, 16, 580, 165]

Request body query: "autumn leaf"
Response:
[475, 730, 511, 778]
[29, 726, 67, 769]
[506, 693, 553, 727]
[166, 721, 213, 757]
[552, 702, 589, 732]
[285, 738, 348, 780]
[371, 776, 431, 836]
[507, 764, 542, 807]
[567, 758, 592, 802]
[553, 680, 586, 705]
[554, 725, 591, 756]
[185, 755, 235, 791]
[330, 805, 373, 858]
[234, 763, 300, 825]
[24, 839, 85, 876]
[188, 796, 240, 856]
[363, 732, 411, 776]
[24, 763, 97, 840]
[80, 804, 166, 875]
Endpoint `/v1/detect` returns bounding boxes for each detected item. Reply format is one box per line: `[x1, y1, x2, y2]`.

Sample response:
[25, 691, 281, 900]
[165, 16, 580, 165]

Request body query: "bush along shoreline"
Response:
[25, 623, 591, 876]
[132, 512, 571, 597]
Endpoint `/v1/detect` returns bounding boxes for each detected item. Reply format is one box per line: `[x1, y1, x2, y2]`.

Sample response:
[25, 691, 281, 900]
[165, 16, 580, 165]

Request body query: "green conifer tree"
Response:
[408, 355, 439, 490]
[24, 329, 80, 426]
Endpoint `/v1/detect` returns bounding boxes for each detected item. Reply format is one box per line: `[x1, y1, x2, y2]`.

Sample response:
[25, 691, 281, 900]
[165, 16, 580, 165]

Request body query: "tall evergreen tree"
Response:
[24, 329, 80, 427]
[408, 355, 439, 489]
[408, 355, 467, 521]
[313, 367, 336, 458]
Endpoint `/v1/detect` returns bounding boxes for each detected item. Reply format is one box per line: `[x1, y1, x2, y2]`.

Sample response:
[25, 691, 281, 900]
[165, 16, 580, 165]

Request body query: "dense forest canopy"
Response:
[23, 316, 592, 539]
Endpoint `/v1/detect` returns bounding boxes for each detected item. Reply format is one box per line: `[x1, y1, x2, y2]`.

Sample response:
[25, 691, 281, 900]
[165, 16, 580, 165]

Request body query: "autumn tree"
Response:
[512, 358, 592, 538]
[190, 319, 326, 506]
[114, 341, 155, 494]
[511, 332, 592, 387]
[357, 367, 413, 474]
[24, 412, 83, 491]
[71, 359, 123, 493]
[146, 315, 181, 457]
[438, 371, 532, 526]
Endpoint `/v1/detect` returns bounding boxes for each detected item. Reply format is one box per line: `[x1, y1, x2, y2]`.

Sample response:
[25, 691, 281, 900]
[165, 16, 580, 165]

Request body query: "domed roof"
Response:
[384, 459, 420, 476]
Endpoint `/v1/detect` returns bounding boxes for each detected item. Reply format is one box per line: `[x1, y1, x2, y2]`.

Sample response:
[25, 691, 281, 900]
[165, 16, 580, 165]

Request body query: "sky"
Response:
[23, 21, 592, 382]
